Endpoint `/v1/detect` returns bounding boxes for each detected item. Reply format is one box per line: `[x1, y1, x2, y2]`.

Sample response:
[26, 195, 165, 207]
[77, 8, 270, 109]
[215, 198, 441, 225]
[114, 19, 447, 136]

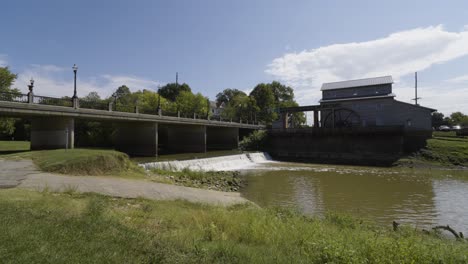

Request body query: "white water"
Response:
[140, 152, 273, 172]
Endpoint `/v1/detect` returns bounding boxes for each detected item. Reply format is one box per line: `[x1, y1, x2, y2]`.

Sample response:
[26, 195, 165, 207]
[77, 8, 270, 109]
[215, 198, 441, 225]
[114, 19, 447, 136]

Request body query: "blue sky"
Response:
[1, 0, 468, 114]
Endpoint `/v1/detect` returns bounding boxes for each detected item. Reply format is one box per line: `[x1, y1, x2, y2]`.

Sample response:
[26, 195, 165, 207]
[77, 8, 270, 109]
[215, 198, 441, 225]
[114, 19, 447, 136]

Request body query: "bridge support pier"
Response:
[114, 122, 158, 156]
[159, 124, 206, 153]
[207, 127, 239, 150]
[30, 117, 74, 150]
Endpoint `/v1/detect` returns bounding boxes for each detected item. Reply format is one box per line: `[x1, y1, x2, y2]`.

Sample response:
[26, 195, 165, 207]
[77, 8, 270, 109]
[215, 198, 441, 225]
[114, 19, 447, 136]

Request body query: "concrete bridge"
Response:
[0, 93, 264, 156]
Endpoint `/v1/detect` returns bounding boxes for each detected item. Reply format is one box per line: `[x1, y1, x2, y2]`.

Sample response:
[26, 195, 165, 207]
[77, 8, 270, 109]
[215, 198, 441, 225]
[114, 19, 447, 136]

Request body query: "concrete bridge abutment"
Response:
[30, 117, 74, 150]
[114, 122, 158, 156]
[206, 127, 239, 150]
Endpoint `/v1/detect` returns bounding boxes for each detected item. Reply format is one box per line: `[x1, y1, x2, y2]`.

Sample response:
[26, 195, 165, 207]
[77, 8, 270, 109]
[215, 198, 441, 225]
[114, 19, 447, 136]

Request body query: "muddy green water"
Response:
[241, 162, 468, 233]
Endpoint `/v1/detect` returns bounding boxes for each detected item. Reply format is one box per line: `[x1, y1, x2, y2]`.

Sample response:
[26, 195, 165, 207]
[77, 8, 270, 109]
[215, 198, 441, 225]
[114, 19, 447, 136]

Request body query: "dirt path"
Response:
[0, 159, 249, 206]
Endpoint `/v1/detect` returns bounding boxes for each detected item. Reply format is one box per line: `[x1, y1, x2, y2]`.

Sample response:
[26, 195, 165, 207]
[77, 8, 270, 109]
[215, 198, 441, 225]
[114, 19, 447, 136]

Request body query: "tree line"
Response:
[432, 111, 468, 128]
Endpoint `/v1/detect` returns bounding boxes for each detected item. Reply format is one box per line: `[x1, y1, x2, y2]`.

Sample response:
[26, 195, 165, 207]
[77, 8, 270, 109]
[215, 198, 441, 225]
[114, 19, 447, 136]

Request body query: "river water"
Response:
[240, 162, 468, 233]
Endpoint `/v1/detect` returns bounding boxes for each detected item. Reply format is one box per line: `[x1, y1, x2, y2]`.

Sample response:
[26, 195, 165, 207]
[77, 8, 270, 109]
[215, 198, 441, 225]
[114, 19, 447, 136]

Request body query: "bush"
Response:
[239, 130, 267, 151]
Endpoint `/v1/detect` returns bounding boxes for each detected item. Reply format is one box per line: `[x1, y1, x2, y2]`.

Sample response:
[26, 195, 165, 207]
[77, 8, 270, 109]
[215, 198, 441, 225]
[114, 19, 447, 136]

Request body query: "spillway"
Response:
[139, 152, 272, 171]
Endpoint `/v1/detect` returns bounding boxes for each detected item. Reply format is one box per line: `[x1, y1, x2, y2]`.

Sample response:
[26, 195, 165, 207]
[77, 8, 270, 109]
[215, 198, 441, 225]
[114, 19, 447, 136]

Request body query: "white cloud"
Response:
[266, 25, 468, 111]
[13, 64, 161, 98]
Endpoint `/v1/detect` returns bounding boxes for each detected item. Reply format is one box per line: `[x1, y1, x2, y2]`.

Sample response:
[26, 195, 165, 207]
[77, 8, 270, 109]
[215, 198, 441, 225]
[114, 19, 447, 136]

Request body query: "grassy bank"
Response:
[397, 132, 468, 168]
[0, 189, 466, 263]
[1, 146, 145, 178]
[148, 169, 244, 192]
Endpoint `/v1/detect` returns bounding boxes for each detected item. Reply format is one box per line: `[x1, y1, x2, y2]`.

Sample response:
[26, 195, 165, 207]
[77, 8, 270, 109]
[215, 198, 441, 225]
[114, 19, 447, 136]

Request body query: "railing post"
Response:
[72, 97, 79, 109]
[28, 92, 34, 104]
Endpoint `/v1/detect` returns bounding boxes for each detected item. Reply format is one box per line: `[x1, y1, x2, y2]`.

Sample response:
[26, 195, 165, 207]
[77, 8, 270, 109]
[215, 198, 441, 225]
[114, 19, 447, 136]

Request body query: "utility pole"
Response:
[176, 72, 178, 87]
[412, 72, 421, 105]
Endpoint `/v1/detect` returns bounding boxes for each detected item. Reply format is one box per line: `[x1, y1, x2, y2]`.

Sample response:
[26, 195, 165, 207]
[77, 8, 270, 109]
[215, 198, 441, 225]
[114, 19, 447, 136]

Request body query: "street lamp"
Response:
[72, 64, 78, 99]
[28, 78, 34, 93]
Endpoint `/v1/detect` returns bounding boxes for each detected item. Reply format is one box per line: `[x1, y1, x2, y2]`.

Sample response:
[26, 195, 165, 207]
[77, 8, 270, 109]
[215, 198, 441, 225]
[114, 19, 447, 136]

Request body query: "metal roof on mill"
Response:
[321, 76, 393, 91]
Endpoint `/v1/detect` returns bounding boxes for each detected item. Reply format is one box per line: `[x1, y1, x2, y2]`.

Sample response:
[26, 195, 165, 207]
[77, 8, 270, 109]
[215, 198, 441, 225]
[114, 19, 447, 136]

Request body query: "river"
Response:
[240, 161, 468, 234]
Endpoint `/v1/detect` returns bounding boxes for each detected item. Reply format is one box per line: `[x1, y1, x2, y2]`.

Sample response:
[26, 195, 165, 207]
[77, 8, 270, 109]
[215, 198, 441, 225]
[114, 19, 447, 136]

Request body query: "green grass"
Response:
[0, 189, 466, 263]
[0, 140, 30, 153]
[149, 169, 244, 192]
[397, 132, 468, 168]
[3, 148, 146, 178]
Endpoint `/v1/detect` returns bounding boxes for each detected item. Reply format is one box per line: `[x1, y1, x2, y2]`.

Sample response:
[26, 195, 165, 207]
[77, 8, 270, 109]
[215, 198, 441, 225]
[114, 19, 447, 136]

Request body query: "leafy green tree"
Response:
[249, 83, 277, 124]
[216, 89, 246, 107]
[83, 91, 101, 101]
[431, 112, 446, 127]
[110, 85, 138, 112]
[175, 91, 209, 117]
[449, 112, 466, 125]
[249, 81, 304, 126]
[270, 81, 294, 102]
[135, 89, 176, 114]
[0, 67, 20, 137]
[159, 83, 191, 102]
[222, 93, 259, 122]
[0, 67, 18, 92]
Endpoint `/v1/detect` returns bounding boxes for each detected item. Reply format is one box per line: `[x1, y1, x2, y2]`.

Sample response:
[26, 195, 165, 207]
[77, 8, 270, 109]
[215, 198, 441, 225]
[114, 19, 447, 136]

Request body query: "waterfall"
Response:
[139, 152, 272, 172]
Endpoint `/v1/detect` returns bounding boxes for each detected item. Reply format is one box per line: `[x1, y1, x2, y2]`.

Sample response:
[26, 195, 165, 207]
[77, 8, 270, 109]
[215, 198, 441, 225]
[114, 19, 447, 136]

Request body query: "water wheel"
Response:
[323, 108, 360, 128]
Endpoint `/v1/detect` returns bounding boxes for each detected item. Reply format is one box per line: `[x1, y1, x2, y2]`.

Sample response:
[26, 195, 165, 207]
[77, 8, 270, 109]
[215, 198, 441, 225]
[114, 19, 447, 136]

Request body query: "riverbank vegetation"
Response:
[397, 132, 468, 168]
[148, 169, 244, 192]
[1, 189, 466, 263]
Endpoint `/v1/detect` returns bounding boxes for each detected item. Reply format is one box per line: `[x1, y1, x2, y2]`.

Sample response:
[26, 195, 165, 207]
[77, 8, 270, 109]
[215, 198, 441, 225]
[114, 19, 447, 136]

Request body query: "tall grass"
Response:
[0, 189, 466, 263]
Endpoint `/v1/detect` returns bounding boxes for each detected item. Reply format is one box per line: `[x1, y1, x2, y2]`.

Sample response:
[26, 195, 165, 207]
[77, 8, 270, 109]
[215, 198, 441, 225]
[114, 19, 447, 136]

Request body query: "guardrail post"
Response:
[108, 102, 113, 112]
[177, 111, 180, 118]
[158, 109, 162, 116]
[193, 113, 196, 119]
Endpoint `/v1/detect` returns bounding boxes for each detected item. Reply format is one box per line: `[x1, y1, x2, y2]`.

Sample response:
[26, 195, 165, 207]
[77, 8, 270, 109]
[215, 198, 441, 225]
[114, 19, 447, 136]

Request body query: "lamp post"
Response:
[72, 64, 78, 99]
[27, 78, 34, 94]
[27, 78, 34, 103]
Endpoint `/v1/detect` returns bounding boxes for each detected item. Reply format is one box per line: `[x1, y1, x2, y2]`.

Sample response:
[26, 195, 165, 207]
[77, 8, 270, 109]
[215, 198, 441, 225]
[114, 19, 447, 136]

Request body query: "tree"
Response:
[159, 83, 191, 102]
[215, 88, 246, 107]
[0, 67, 17, 92]
[221, 93, 259, 122]
[135, 89, 176, 114]
[115, 85, 131, 97]
[175, 91, 209, 117]
[249, 83, 277, 124]
[431, 112, 445, 128]
[270, 81, 294, 102]
[450, 112, 466, 125]
[0, 67, 20, 138]
[83, 91, 101, 101]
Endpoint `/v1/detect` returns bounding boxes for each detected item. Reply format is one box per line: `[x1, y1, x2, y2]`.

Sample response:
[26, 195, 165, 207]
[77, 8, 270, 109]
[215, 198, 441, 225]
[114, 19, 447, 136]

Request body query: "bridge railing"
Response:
[0, 91, 264, 126]
[33, 95, 73, 107]
[79, 99, 109, 111]
[0, 91, 29, 103]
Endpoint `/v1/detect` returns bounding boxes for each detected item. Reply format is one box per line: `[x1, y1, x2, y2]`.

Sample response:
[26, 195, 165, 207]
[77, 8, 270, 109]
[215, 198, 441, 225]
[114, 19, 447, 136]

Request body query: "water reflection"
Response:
[241, 163, 468, 233]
